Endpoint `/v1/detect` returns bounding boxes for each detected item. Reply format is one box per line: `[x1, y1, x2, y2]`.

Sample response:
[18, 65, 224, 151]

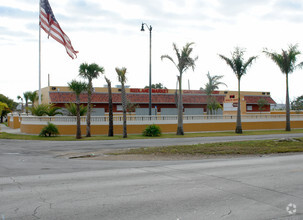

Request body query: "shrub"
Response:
[30, 104, 49, 116]
[30, 104, 62, 116]
[143, 124, 161, 137]
[39, 122, 59, 137]
[65, 103, 87, 116]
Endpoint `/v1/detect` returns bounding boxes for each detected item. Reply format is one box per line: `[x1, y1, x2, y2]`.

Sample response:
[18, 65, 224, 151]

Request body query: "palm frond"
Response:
[115, 67, 127, 84]
[68, 80, 88, 95]
[161, 55, 177, 68]
[263, 44, 302, 74]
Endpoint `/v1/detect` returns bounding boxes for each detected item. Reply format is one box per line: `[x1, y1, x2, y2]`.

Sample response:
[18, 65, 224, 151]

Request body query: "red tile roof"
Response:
[49, 92, 225, 104]
[244, 96, 276, 104]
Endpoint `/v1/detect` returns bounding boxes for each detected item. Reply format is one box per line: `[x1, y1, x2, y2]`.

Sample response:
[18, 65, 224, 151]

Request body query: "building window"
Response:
[230, 95, 235, 98]
[247, 105, 252, 111]
[117, 105, 123, 111]
[223, 103, 237, 111]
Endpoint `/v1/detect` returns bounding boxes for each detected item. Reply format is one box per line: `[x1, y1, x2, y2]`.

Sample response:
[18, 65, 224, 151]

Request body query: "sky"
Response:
[1, 0, 303, 104]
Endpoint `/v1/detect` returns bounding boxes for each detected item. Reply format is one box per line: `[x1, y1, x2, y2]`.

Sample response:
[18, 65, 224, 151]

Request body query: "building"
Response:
[41, 86, 276, 116]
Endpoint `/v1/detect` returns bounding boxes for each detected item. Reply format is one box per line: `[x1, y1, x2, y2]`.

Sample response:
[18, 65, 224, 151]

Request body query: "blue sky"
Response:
[1, 0, 303, 104]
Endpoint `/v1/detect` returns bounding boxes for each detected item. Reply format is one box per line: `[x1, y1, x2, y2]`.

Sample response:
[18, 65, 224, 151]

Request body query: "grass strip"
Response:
[0, 129, 303, 141]
[110, 138, 303, 156]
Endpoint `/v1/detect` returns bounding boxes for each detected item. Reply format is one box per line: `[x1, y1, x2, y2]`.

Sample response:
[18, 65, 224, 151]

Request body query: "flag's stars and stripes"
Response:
[40, 0, 78, 59]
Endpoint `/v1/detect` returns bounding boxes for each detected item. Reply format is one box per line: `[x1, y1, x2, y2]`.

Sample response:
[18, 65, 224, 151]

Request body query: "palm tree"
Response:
[263, 44, 303, 131]
[115, 67, 127, 138]
[68, 80, 88, 139]
[65, 103, 87, 116]
[23, 91, 31, 115]
[219, 47, 257, 134]
[105, 76, 114, 137]
[203, 72, 227, 115]
[161, 42, 198, 135]
[44, 104, 63, 116]
[79, 63, 105, 137]
[17, 95, 24, 113]
[29, 91, 38, 107]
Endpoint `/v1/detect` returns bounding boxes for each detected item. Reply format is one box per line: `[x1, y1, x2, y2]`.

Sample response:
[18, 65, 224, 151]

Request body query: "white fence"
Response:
[19, 114, 303, 125]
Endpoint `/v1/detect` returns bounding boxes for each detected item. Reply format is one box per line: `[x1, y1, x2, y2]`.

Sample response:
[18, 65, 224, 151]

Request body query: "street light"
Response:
[141, 22, 152, 116]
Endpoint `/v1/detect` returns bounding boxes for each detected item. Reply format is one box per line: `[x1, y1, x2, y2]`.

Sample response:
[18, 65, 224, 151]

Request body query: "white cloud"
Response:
[1, 0, 303, 104]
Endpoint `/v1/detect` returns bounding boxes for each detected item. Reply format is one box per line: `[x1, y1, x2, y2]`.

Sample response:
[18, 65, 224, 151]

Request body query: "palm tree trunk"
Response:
[76, 95, 81, 139]
[121, 83, 127, 138]
[107, 82, 114, 136]
[86, 81, 92, 137]
[177, 74, 184, 135]
[285, 73, 291, 131]
[235, 78, 243, 134]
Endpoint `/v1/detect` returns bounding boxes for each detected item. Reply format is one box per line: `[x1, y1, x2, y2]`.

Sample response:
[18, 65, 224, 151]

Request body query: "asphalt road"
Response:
[1, 134, 303, 219]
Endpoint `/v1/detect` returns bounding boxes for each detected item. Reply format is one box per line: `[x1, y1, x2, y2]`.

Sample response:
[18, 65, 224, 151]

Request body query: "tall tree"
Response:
[23, 91, 31, 115]
[17, 95, 24, 113]
[29, 91, 38, 107]
[219, 47, 257, 134]
[68, 80, 88, 139]
[203, 72, 227, 115]
[263, 44, 303, 131]
[115, 67, 128, 138]
[104, 76, 114, 137]
[257, 98, 269, 113]
[79, 63, 104, 137]
[161, 42, 198, 135]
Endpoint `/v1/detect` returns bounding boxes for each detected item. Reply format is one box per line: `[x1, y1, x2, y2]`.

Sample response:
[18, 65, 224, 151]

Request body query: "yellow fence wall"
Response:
[8, 115, 21, 129]
[20, 120, 303, 135]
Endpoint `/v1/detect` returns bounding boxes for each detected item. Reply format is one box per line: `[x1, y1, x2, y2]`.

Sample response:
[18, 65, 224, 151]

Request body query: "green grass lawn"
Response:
[0, 129, 303, 141]
[110, 138, 303, 156]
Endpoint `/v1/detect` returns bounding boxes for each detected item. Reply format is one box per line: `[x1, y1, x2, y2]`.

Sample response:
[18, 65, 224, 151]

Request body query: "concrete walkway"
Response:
[0, 124, 22, 134]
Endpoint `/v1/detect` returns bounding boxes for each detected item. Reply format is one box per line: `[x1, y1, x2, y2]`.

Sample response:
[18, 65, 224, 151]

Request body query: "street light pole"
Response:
[141, 22, 152, 116]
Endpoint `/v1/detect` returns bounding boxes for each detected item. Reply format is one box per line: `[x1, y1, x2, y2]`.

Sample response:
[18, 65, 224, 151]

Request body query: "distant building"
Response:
[41, 86, 276, 116]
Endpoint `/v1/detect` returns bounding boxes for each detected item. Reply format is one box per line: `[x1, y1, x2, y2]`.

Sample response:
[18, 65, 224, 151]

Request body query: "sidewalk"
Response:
[0, 124, 23, 134]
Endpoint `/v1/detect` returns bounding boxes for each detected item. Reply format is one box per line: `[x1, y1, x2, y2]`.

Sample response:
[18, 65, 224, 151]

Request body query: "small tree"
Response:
[202, 72, 227, 115]
[39, 122, 59, 137]
[143, 124, 161, 137]
[126, 100, 139, 115]
[116, 67, 127, 138]
[257, 98, 269, 113]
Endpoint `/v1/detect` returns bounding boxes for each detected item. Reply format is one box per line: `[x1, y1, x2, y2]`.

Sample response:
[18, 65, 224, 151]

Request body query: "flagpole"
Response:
[38, 0, 42, 105]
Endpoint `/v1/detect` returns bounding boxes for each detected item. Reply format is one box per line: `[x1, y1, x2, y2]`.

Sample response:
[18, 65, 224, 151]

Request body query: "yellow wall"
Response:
[7, 115, 21, 129]
[20, 120, 303, 135]
[271, 111, 303, 115]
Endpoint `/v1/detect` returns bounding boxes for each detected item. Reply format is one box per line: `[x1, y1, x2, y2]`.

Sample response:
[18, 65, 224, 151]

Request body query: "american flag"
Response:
[40, 0, 78, 59]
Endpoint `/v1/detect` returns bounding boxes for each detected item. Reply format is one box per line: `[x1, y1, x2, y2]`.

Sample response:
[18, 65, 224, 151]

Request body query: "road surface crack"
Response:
[10, 177, 22, 189]
[221, 208, 232, 218]
[32, 205, 41, 219]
